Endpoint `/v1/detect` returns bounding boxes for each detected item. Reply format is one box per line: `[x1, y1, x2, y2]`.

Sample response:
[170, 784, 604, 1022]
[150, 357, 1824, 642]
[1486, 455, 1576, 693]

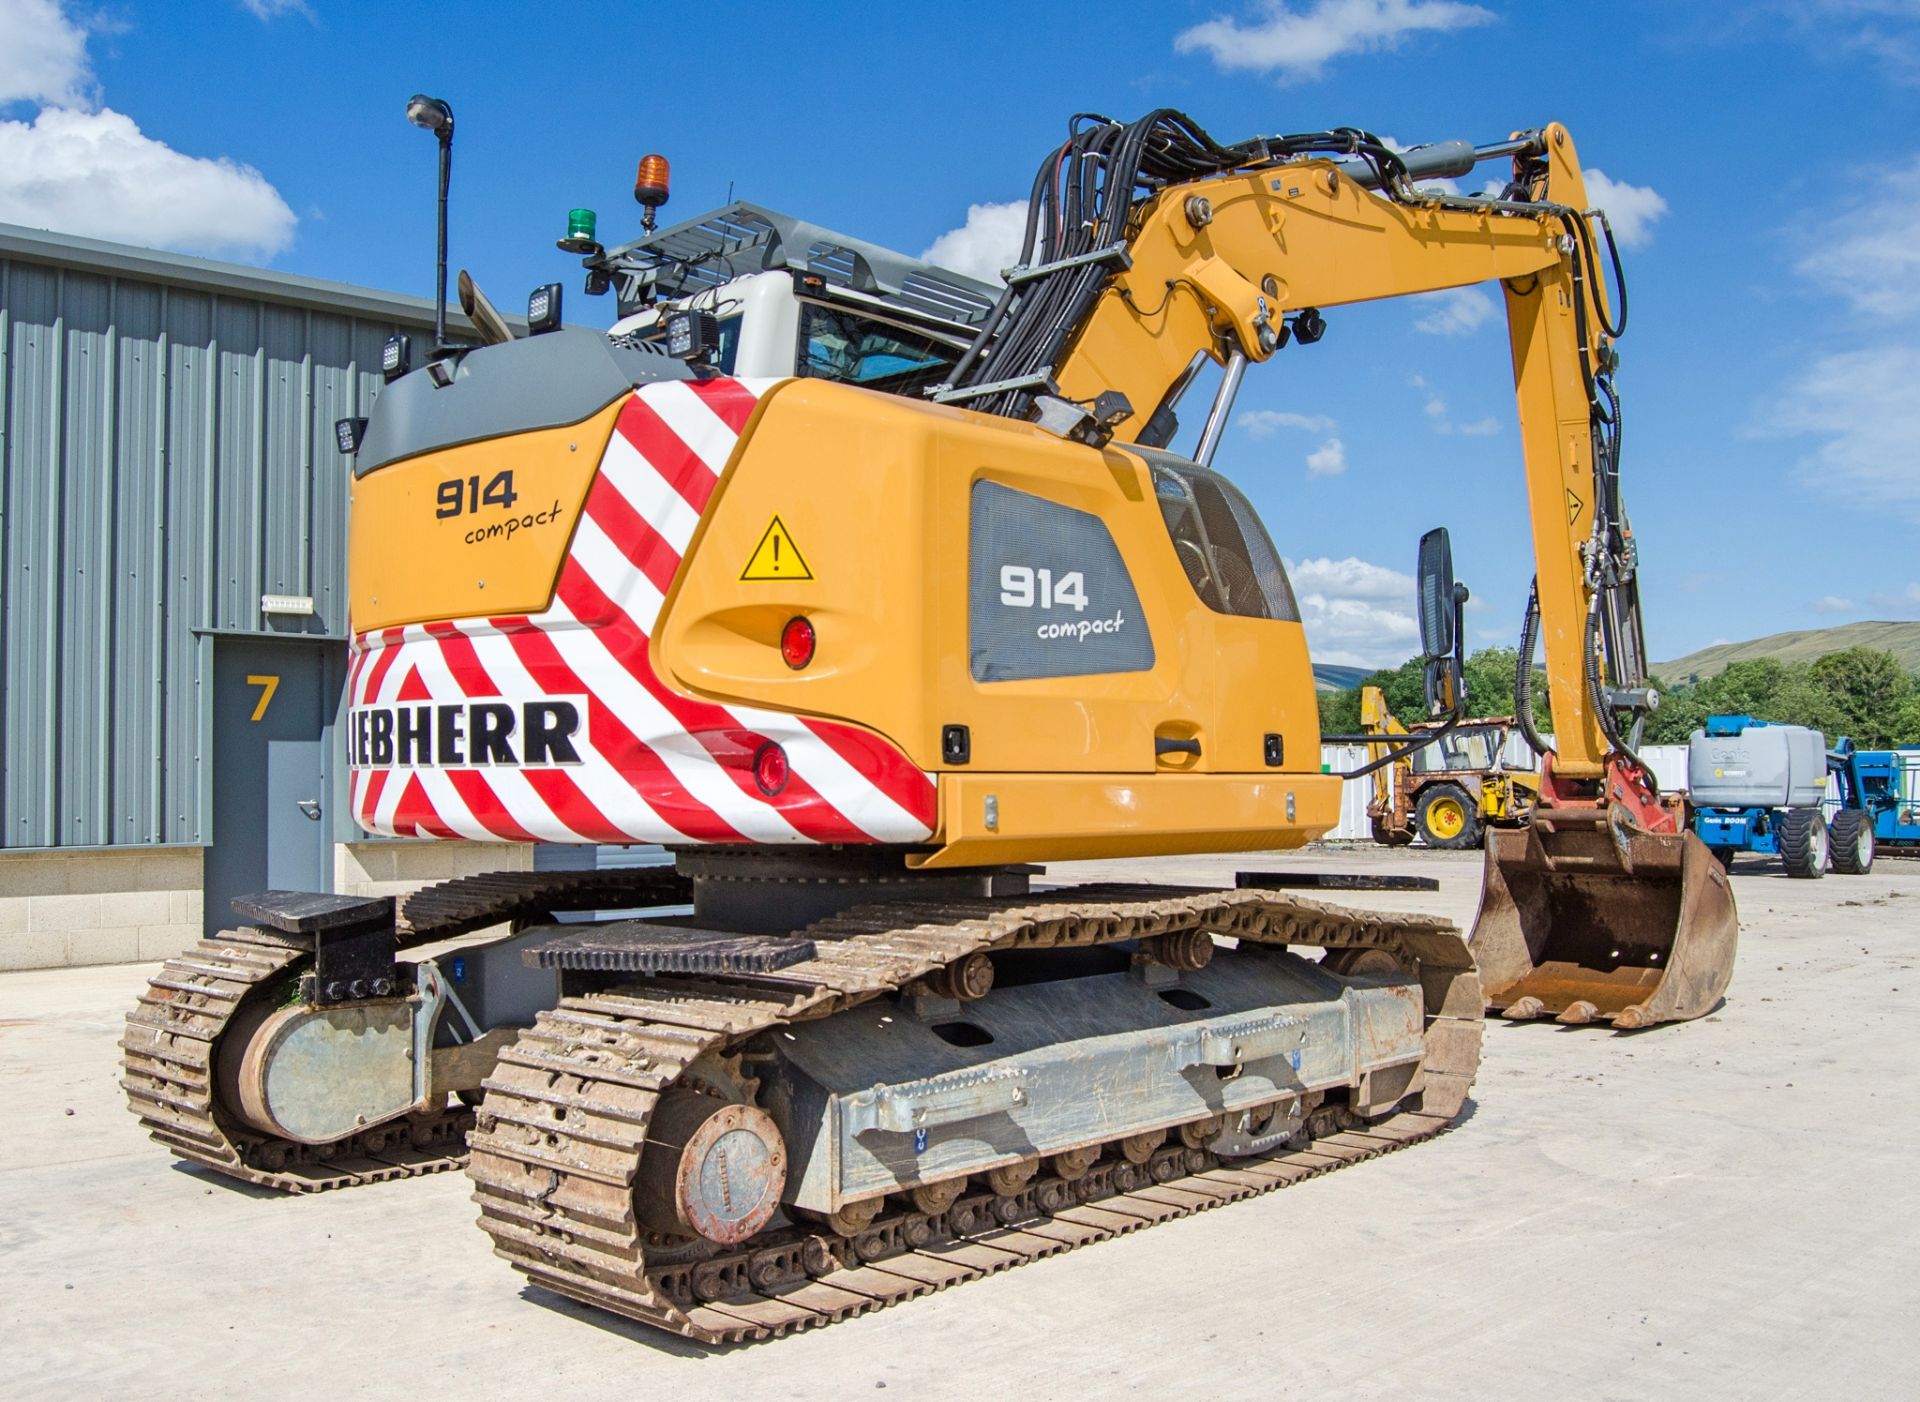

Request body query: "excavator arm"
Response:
[945, 112, 1735, 1028]
[1040, 123, 1640, 793]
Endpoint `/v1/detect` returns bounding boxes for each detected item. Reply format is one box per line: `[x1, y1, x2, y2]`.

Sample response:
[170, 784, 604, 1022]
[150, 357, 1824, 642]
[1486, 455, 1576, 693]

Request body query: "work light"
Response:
[528, 283, 563, 335]
[381, 333, 411, 381]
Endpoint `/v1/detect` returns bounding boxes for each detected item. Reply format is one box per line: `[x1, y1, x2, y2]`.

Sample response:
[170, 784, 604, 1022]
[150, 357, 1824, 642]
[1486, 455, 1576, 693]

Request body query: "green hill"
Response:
[1654, 621, 1920, 684]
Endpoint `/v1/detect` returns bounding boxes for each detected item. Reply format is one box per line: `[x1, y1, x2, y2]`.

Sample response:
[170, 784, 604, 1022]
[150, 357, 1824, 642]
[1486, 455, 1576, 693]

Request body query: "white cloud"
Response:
[1793, 157, 1920, 318]
[1412, 285, 1495, 335]
[1175, 0, 1494, 81]
[1867, 582, 1920, 614]
[1810, 595, 1858, 614]
[1287, 555, 1420, 666]
[1745, 2, 1920, 84]
[921, 200, 1026, 284]
[1306, 437, 1347, 475]
[0, 3, 296, 262]
[0, 106, 296, 259]
[1583, 168, 1668, 248]
[0, 0, 92, 108]
[1410, 373, 1500, 436]
[239, 0, 315, 18]
[1238, 408, 1336, 436]
[1771, 344, 1920, 507]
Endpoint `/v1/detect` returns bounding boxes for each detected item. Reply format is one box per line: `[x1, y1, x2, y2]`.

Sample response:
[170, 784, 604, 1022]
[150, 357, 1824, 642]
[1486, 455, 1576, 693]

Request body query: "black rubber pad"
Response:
[523, 922, 818, 974]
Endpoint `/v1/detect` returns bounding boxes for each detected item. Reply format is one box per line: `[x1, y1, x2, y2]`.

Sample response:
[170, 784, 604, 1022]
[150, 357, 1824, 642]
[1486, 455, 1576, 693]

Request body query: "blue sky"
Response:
[4, 0, 1917, 668]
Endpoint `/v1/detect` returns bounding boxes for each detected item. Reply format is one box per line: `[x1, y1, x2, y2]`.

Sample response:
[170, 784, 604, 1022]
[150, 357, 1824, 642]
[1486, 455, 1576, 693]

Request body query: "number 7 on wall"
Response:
[245, 674, 280, 722]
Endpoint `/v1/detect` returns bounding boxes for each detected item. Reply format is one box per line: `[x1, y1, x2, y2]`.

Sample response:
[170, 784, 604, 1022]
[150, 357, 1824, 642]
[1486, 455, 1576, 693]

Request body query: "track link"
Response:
[120, 928, 471, 1191]
[468, 884, 1482, 1342]
[122, 868, 692, 1192]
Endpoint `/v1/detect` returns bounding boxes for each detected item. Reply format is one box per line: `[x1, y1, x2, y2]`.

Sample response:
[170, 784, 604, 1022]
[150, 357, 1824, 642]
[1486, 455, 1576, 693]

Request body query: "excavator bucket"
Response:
[1471, 811, 1738, 1029]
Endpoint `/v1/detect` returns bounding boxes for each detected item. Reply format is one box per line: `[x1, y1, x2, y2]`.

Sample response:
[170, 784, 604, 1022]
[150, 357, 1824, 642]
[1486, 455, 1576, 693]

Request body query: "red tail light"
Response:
[780, 616, 815, 670]
[753, 742, 790, 796]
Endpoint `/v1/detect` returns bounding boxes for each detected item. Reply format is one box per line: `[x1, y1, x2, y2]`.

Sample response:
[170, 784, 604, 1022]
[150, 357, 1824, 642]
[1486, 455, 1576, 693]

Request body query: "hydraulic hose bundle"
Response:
[944, 112, 1412, 419]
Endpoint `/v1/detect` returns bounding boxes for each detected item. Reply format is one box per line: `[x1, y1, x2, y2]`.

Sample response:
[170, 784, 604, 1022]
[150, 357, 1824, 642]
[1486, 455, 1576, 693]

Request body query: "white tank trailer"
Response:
[1686, 717, 1869, 877]
[1688, 723, 1828, 809]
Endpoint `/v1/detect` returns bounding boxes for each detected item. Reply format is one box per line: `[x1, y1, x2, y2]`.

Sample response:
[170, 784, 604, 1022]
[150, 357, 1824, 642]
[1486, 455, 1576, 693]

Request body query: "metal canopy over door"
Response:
[204, 637, 337, 937]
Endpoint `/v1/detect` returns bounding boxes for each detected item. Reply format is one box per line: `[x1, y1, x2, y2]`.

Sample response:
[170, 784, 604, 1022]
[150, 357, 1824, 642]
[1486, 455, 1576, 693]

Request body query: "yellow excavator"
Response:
[123, 110, 1737, 1342]
[1358, 685, 1537, 848]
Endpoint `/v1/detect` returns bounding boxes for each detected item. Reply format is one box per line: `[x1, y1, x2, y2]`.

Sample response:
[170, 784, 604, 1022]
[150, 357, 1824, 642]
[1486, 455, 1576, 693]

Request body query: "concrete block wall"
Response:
[0, 848, 204, 971]
[0, 841, 537, 973]
[333, 840, 534, 900]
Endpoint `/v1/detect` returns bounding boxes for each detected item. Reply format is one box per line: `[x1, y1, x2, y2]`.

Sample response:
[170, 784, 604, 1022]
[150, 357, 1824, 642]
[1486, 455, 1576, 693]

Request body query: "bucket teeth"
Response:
[1554, 1000, 1600, 1026]
[1503, 996, 1546, 1021]
[1610, 1005, 1652, 1030]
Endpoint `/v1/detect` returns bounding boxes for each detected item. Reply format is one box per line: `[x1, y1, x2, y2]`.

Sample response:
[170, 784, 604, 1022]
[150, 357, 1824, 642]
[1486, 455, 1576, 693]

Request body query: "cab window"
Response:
[1151, 460, 1300, 622]
[796, 302, 959, 396]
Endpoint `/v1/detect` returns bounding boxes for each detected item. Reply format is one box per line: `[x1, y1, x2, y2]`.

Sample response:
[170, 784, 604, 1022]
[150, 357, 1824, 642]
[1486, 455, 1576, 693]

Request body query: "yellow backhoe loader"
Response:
[124, 110, 1736, 1341]
[1359, 685, 1537, 848]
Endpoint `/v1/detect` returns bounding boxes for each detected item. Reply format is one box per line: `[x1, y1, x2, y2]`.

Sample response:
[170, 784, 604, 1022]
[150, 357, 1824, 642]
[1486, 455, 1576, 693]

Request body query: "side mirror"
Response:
[1416, 527, 1456, 659]
[1416, 527, 1470, 720]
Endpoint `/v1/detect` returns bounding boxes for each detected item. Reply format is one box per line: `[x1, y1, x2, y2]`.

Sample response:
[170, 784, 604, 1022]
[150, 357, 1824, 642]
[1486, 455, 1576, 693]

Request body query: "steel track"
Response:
[119, 929, 473, 1191]
[468, 883, 1483, 1342]
[121, 867, 693, 1191]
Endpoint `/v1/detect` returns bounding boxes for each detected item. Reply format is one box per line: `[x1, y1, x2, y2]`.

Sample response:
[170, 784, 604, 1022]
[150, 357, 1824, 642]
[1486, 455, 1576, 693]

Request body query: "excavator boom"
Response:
[949, 112, 1735, 1027]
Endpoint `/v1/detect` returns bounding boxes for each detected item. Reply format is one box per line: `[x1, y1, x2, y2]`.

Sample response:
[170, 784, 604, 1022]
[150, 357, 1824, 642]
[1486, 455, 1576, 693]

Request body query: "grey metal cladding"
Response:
[968, 480, 1154, 683]
[0, 237, 428, 849]
[353, 329, 695, 475]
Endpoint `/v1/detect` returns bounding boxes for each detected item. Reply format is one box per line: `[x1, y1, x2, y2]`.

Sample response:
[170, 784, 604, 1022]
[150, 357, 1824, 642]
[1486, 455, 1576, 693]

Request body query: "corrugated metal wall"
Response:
[1, 252, 407, 849]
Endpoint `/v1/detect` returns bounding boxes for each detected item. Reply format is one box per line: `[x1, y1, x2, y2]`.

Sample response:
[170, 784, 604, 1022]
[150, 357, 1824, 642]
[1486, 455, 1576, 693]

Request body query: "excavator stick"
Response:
[1469, 748, 1738, 1029]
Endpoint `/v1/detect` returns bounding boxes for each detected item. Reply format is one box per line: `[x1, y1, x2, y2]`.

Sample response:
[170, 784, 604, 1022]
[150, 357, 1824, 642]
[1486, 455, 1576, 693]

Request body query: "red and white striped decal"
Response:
[347, 377, 937, 846]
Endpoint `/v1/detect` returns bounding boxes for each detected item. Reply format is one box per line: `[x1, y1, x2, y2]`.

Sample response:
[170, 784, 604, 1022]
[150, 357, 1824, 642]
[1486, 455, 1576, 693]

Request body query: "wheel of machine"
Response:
[909, 1178, 964, 1216]
[1414, 783, 1481, 850]
[1369, 816, 1414, 847]
[1321, 946, 1405, 978]
[1777, 806, 1829, 879]
[1713, 847, 1736, 873]
[1829, 808, 1876, 875]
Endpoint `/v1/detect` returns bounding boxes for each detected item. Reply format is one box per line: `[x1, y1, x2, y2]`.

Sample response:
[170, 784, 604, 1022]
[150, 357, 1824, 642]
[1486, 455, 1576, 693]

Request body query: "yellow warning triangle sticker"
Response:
[1566, 488, 1584, 526]
[740, 515, 813, 581]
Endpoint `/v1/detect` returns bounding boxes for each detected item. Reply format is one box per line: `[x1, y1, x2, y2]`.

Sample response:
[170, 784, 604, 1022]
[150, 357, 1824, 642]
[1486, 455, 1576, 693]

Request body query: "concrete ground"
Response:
[2, 845, 1913, 1399]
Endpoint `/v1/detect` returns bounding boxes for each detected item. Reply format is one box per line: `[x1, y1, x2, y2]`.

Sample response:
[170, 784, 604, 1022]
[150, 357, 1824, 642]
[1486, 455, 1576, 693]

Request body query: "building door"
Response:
[204, 638, 334, 937]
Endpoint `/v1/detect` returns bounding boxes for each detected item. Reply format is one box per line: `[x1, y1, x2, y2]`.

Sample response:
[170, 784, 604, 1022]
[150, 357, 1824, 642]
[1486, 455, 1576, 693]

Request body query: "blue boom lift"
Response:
[1686, 715, 1872, 876]
[1828, 738, 1920, 854]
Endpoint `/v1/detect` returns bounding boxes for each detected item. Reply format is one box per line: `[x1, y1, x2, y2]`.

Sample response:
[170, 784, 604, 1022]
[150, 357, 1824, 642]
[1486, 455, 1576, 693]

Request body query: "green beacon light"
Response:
[557, 207, 600, 255]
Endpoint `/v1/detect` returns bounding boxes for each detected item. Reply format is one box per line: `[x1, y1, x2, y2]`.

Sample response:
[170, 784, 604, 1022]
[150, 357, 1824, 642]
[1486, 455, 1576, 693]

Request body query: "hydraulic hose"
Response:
[1583, 588, 1658, 799]
[1514, 579, 1553, 758]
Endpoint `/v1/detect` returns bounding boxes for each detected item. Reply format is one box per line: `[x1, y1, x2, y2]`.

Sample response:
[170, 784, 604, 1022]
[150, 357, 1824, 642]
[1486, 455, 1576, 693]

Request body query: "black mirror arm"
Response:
[1323, 709, 1466, 781]
[1324, 584, 1470, 781]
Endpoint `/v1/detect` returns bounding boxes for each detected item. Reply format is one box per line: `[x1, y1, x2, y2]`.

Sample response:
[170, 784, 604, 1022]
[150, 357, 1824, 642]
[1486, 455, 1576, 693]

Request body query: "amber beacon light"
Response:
[634, 153, 671, 232]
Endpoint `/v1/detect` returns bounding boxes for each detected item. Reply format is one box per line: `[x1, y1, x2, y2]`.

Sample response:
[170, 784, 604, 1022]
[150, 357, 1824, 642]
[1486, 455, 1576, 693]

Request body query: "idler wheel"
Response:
[1177, 1115, 1224, 1150]
[1149, 930, 1214, 971]
[1324, 946, 1404, 978]
[1049, 1145, 1099, 1181]
[922, 952, 995, 1003]
[909, 1178, 964, 1216]
[1119, 1129, 1165, 1165]
[814, 1197, 882, 1238]
[634, 1093, 787, 1246]
[986, 1158, 1037, 1196]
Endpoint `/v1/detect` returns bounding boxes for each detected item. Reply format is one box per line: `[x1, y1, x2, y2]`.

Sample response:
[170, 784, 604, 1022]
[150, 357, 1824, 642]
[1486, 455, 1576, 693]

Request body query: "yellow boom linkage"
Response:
[1040, 122, 1735, 1028]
